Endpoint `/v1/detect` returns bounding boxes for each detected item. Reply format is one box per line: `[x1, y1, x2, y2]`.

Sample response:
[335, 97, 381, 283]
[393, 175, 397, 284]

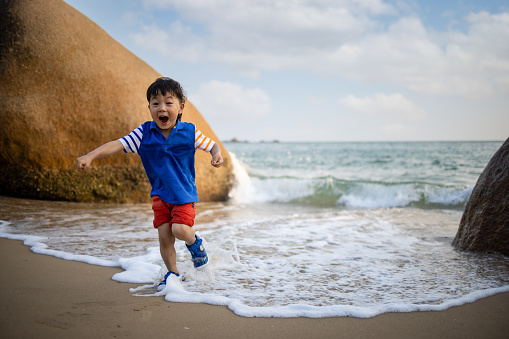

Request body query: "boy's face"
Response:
[148, 91, 184, 132]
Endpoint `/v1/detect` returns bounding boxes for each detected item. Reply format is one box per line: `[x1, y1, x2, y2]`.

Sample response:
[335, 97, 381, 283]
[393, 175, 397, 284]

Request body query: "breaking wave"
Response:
[229, 153, 472, 209]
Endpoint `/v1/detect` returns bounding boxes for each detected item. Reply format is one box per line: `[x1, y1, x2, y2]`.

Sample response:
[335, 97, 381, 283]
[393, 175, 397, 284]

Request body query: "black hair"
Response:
[146, 77, 186, 105]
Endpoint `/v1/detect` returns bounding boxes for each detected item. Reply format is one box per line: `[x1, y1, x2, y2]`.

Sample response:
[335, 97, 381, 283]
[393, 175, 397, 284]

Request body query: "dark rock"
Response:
[0, 0, 233, 203]
[453, 138, 509, 255]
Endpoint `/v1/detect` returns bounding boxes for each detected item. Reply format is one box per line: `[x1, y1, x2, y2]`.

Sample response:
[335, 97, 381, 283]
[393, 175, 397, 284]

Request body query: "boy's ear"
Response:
[179, 103, 185, 118]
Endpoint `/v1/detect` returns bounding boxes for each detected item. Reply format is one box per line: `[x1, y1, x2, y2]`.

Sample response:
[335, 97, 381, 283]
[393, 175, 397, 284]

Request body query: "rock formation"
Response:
[453, 138, 509, 255]
[0, 0, 233, 203]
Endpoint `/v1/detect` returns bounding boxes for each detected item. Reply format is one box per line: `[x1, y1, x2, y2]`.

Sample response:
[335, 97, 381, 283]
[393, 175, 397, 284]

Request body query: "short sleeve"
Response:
[119, 124, 143, 154]
[194, 127, 215, 152]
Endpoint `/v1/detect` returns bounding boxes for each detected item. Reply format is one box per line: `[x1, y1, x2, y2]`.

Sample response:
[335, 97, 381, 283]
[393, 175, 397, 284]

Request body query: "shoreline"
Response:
[1, 238, 508, 338]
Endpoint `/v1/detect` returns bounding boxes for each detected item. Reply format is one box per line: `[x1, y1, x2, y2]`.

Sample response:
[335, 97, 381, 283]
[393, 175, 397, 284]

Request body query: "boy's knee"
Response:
[172, 223, 189, 234]
[157, 223, 174, 240]
[171, 223, 194, 242]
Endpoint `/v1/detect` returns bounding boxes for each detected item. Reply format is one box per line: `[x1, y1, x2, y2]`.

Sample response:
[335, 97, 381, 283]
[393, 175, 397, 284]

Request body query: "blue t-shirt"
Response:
[119, 120, 215, 204]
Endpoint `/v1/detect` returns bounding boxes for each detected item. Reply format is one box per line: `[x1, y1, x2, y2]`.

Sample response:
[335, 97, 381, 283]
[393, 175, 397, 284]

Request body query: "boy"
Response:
[76, 77, 223, 290]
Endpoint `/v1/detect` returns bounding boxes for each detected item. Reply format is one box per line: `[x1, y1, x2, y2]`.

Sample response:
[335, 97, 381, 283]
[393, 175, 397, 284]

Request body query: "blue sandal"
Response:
[157, 271, 180, 291]
[186, 235, 209, 270]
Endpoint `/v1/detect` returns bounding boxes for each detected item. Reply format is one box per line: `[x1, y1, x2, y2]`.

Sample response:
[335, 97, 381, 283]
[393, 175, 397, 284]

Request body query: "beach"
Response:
[1, 238, 508, 339]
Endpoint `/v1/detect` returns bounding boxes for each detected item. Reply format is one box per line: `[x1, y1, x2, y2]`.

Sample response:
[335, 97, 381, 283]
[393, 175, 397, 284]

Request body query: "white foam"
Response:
[157, 284, 509, 318]
[228, 152, 255, 204]
[337, 183, 419, 208]
[337, 183, 473, 209]
[228, 152, 314, 204]
[112, 247, 161, 283]
[0, 220, 118, 267]
[427, 186, 473, 205]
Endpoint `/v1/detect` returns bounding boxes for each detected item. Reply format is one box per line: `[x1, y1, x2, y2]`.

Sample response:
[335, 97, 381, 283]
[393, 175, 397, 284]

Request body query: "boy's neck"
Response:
[161, 129, 171, 139]
[160, 121, 177, 139]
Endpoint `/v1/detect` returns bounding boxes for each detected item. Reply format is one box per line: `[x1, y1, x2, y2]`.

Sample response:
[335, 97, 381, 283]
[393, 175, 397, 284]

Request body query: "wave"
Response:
[228, 153, 472, 209]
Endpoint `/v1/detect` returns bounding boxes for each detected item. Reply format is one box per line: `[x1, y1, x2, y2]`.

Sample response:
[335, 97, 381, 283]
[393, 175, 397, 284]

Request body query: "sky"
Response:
[63, 0, 509, 142]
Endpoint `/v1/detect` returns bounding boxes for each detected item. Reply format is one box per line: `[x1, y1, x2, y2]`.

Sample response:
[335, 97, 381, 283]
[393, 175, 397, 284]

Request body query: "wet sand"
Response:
[1, 238, 508, 338]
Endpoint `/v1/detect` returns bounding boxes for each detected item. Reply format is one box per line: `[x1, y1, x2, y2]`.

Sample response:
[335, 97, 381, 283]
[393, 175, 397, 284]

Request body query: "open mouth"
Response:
[159, 116, 169, 124]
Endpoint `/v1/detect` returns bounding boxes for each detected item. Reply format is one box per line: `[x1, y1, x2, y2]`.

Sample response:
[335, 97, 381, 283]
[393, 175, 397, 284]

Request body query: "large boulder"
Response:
[453, 138, 509, 255]
[0, 0, 233, 203]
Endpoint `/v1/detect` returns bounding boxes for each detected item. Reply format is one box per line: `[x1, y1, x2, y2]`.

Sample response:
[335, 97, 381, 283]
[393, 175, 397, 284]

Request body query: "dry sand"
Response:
[1, 238, 508, 338]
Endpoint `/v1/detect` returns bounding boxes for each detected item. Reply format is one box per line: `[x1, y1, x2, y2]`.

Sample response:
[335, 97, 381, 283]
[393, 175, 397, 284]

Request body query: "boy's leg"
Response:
[173, 223, 208, 269]
[169, 202, 197, 245]
[157, 223, 178, 274]
[170, 203, 208, 269]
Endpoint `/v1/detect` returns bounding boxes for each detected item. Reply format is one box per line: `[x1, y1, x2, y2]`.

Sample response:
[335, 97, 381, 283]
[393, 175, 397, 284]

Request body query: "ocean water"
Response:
[1, 141, 509, 318]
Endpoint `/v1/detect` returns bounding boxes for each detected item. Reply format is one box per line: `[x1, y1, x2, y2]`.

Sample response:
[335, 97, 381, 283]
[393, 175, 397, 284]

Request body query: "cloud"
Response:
[454, 12, 509, 90]
[130, 23, 205, 62]
[132, 2, 509, 98]
[330, 14, 509, 98]
[339, 93, 427, 121]
[189, 80, 272, 120]
[135, 0, 395, 62]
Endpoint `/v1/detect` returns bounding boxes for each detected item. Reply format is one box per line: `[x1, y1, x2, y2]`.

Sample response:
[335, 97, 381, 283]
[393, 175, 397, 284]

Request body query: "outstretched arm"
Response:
[76, 140, 124, 170]
[210, 143, 223, 168]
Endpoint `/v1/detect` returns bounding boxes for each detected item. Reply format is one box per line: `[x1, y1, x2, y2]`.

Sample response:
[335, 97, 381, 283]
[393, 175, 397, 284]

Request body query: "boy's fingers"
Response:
[76, 160, 87, 169]
[212, 159, 223, 167]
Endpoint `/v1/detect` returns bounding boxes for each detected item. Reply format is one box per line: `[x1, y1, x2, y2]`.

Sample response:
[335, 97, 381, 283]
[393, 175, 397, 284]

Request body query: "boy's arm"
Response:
[76, 140, 124, 170]
[210, 143, 223, 168]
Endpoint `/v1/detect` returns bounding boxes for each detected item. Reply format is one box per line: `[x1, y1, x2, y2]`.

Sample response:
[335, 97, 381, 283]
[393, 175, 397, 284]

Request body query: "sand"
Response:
[1, 238, 508, 339]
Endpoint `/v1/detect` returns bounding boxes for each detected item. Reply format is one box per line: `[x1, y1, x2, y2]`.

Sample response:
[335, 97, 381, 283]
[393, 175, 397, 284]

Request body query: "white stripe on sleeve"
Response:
[119, 125, 143, 154]
[194, 127, 215, 152]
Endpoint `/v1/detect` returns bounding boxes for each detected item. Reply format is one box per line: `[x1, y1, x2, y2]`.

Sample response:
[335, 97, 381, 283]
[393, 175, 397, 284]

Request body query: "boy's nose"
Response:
[159, 104, 167, 111]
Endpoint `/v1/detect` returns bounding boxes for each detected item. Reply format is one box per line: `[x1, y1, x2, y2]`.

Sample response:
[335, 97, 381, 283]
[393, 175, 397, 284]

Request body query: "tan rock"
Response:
[0, 0, 233, 203]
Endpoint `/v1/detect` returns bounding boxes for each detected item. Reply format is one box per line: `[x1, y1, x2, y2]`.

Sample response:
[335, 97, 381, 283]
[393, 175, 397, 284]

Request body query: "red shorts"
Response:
[151, 196, 196, 228]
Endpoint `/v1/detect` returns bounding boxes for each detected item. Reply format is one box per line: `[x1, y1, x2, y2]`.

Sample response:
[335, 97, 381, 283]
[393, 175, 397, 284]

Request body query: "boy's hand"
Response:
[210, 143, 223, 168]
[76, 155, 93, 170]
[75, 141, 123, 170]
[211, 153, 223, 168]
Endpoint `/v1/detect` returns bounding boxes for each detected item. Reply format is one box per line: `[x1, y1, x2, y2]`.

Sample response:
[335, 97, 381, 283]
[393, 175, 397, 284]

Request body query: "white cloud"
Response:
[330, 15, 509, 98]
[136, 0, 393, 59]
[132, 2, 509, 99]
[455, 12, 509, 89]
[339, 93, 427, 121]
[189, 80, 272, 120]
